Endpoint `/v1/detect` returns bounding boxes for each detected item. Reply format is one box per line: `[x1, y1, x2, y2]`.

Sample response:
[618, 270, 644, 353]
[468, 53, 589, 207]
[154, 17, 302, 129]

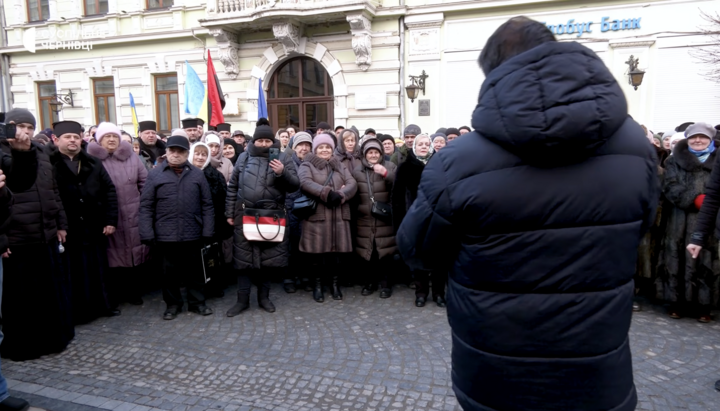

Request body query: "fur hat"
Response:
[292, 132, 313, 150]
[313, 133, 336, 153]
[95, 122, 122, 144]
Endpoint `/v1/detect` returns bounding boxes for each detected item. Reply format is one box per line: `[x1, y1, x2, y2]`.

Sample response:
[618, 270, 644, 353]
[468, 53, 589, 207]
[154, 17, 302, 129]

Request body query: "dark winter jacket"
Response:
[0, 143, 68, 245]
[352, 159, 397, 261]
[691, 144, 720, 247]
[285, 152, 305, 238]
[0, 181, 13, 254]
[392, 150, 428, 233]
[396, 41, 658, 411]
[139, 161, 214, 243]
[662, 139, 719, 306]
[202, 165, 232, 242]
[138, 138, 166, 165]
[390, 144, 409, 167]
[298, 153, 357, 254]
[49, 148, 118, 243]
[226, 140, 299, 269]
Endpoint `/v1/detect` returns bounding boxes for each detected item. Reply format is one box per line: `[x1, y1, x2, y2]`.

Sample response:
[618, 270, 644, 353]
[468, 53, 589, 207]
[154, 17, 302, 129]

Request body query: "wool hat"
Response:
[206, 135, 221, 146]
[431, 133, 447, 142]
[292, 132, 313, 150]
[313, 133, 336, 153]
[253, 125, 275, 142]
[317, 121, 332, 131]
[167, 135, 190, 151]
[361, 137, 383, 156]
[334, 125, 345, 132]
[138, 121, 157, 133]
[216, 123, 231, 132]
[435, 127, 447, 135]
[95, 122, 122, 143]
[459, 126, 471, 133]
[171, 128, 189, 139]
[257, 118, 270, 127]
[5, 108, 36, 128]
[53, 120, 83, 137]
[685, 122, 716, 140]
[365, 128, 376, 135]
[445, 127, 461, 137]
[404, 124, 421, 136]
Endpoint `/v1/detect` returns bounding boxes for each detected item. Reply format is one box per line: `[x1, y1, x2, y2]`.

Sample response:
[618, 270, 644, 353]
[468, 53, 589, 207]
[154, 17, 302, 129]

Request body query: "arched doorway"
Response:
[267, 57, 334, 132]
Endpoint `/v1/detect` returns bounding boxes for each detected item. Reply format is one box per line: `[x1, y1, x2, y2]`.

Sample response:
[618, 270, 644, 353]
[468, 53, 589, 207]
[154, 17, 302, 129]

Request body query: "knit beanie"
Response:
[253, 125, 275, 142]
[431, 133, 447, 143]
[313, 133, 336, 153]
[257, 117, 270, 127]
[445, 127, 461, 137]
[171, 128, 189, 139]
[317, 121, 332, 130]
[95, 122, 122, 144]
[435, 127, 447, 135]
[206, 135, 221, 146]
[292, 132, 313, 150]
[5, 108, 36, 128]
[361, 137, 383, 156]
[404, 124, 421, 136]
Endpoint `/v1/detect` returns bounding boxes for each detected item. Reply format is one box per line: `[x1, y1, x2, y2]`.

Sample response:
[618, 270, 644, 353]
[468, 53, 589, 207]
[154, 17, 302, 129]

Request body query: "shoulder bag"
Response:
[365, 169, 392, 221]
[293, 169, 334, 220]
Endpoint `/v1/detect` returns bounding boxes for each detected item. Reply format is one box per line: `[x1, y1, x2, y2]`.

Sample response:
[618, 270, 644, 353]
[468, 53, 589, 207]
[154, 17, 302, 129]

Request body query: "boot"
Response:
[303, 278, 313, 292]
[258, 283, 276, 313]
[332, 276, 343, 300]
[313, 278, 324, 303]
[226, 292, 250, 317]
[361, 283, 376, 296]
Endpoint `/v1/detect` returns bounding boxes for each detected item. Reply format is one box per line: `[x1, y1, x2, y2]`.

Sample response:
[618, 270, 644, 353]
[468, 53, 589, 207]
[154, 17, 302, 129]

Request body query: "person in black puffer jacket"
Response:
[397, 17, 658, 411]
[225, 125, 300, 316]
[139, 136, 215, 321]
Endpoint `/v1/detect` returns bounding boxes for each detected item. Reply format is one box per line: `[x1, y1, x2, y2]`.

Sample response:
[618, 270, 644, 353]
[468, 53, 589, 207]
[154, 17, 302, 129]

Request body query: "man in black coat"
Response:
[139, 136, 215, 320]
[50, 121, 119, 324]
[137, 120, 165, 165]
[397, 17, 658, 411]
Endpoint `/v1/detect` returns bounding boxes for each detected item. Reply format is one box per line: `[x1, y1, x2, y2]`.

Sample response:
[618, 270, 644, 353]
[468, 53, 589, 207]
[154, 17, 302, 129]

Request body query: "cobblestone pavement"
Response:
[3, 286, 720, 411]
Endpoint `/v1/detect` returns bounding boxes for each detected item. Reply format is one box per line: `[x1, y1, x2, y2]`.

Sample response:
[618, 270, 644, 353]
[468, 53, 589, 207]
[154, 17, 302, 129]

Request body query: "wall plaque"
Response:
[355, 91, 387, 110]
[419, 99, 430, 116]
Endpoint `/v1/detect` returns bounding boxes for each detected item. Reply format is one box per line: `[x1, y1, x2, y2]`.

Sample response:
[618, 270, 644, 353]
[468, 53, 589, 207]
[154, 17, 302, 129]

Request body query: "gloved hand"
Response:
[695, 194, 706, 210]
[141, 238, 155, 247]
[326, 191, 343, 208]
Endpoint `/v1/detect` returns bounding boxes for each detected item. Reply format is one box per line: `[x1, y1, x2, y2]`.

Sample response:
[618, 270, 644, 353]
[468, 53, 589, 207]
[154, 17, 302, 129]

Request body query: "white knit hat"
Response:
[206, 135, 221, 146]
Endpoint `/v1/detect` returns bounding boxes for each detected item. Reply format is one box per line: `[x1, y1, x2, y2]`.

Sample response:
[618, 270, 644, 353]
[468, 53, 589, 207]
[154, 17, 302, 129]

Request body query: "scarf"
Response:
[689, 140, 716, 163]
[412, 134, 434, 165]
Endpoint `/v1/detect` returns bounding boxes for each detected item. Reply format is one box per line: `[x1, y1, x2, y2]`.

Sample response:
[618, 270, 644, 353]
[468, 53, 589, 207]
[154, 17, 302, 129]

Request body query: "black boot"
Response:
[303, 277, 313, 292]
[258, 283, 276, 313]
[313, 278, 324, 303]
[332, 276, 343, 300]
[361, 283, 376, 296]
[0, 396, 30, 411]
[226, 292, 250, 317]
[283, 280, 297, 294]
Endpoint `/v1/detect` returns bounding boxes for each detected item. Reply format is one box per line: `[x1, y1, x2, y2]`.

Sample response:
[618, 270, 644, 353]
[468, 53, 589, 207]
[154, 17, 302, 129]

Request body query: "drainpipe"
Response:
[399, 15, 405, 137]
[0, 0, 10, 112]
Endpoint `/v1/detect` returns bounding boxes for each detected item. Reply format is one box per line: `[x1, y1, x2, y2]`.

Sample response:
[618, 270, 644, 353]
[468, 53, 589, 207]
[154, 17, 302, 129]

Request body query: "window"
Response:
[27, 0, 50, 22]
[93, 78, 116, 125]
[154, 74, 178, 135]
[147, 0, 173, 9]
[84, 0, 108, 16]
[37, 82, 59, 130]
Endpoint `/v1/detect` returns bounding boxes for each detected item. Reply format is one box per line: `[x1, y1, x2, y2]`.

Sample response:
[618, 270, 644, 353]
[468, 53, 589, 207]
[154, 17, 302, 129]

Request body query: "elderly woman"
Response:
[335, 129, 362, 171]
[392, 133, 446, 307]
[223, 138, 241, 165]
[87, 122, 150, 307]
[660, 123, 720, 322]
[431, 133, 447, 152]
[298, 134, 358, 302]
[205, 135, 233, 183]
[225, 125, 300, 316]
[352, 138, 397, 298]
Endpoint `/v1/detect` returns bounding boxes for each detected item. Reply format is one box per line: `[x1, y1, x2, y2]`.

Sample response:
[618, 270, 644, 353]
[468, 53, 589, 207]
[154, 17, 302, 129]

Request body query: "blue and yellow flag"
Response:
[184, 61, 209, 124]
[129, 92, 139, 135]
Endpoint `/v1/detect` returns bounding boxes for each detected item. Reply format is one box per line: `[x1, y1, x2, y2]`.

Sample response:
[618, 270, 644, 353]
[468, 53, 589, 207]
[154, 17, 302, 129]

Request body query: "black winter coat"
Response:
[285, 152, 305, 239]
[0, 183, 13, 254]
[202, 166, 232, 242]
[226, 141, 299, 269]
[691, 144, 720, 247]
[396, 41, 658, 411]
[49, 149, 118, 241]
[138, 138, 166, 165]
[139, 161, 214, 243]
[0, 143, 68, 245]
[392, 151, 427, 233]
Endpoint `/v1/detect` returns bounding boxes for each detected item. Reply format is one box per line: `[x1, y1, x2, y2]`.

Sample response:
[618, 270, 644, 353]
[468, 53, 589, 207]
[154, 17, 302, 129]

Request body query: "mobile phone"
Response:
[0, 123, 16, 140]
[269, 148, 280, 162]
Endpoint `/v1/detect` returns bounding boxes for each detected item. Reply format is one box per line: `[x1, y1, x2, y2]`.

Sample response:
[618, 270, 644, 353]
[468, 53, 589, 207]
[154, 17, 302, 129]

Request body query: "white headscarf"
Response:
[412, 133, 434, 165]
[190, 142, 211, 170]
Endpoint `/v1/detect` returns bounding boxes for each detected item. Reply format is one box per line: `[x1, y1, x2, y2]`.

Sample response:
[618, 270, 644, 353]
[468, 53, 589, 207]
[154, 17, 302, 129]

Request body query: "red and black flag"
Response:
[207, 50, 226, 127]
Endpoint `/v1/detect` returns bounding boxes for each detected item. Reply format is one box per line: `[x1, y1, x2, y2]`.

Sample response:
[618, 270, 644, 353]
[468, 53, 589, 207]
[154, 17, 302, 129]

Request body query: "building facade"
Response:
[0, 0, 718, 136]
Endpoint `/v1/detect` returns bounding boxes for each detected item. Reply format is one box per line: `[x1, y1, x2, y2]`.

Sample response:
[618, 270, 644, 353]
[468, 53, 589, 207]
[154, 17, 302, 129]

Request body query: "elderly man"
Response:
[390, 124, 420, 166]
[182, 118, 202, 144]
[232, 130, 246, 148]
[217, 123, 232, 140]
[137, 120, 165, 165]
[140, 135, 215, 320]
[49, 120, 119, 324]
[445, 127, 461, 142]
[397, 16, 657, 411]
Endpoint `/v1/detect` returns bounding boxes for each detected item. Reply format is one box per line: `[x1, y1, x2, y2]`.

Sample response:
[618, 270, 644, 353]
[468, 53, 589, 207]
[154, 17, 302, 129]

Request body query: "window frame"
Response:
[37, 81, 59, 130]
[83, 0, 108, 16]
[153, 73, 179, 135]
[146, 0, 173, 10]
[26, 0, 49, 23]
[93, 77, 116, 125]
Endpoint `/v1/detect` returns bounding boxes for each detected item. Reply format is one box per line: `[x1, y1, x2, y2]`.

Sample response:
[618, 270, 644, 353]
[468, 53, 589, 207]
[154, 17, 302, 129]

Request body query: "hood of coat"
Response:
[306, 152, 343, 171]
[472, 41, 627, 164]
[87, 140, 133, 161]
[671, 138, 717, 172]
[190, 142, 211, 170]
[335, 129, 360, 156]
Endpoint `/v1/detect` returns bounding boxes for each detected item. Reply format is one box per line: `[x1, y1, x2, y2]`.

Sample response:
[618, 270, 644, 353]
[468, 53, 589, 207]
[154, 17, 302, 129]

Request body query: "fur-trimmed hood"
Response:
[671, 139, 717, 172]
[87, 140, 134, 162]
[305, 152, 343, 171]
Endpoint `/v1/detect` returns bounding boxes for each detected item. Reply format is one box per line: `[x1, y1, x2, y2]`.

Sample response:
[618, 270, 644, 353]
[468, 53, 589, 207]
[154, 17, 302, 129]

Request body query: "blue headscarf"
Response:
[689, 140, 716, 163]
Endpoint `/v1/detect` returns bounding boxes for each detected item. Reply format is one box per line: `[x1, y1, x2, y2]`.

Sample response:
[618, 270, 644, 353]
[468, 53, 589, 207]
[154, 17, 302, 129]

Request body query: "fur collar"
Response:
[306, 153, 342, 171]
[87, 141, 133, 162]
[671, 139, 717, 172]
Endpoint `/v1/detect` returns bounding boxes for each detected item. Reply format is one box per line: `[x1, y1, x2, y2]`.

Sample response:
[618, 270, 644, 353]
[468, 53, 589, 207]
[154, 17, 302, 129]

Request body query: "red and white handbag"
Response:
[242, 200, 286, 243]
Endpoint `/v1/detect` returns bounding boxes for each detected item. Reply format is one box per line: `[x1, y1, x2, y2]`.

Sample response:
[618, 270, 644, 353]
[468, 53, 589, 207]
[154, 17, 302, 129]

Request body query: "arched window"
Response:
[267, 57, 334, 132]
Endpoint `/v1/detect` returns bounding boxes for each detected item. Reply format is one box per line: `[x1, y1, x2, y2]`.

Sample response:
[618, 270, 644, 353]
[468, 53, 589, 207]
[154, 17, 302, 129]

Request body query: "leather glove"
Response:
[326, 191, 343, 208]
[141, 239, 155, 247]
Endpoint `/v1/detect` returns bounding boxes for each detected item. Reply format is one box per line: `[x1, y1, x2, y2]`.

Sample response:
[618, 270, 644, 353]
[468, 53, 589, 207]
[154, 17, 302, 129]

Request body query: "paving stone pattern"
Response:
[3, 287, 720, 411]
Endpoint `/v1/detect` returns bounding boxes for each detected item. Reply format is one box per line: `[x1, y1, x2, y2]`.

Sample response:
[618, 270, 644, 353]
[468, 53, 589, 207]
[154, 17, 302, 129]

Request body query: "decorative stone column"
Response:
[209, 28, 240, 80]
[346, 13, 372, 71]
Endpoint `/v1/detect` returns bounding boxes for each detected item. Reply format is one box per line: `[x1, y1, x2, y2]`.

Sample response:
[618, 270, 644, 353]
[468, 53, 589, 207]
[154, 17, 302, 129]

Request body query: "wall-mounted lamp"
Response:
[49, 90, 75, 113]
[406, 70, 428, 103]
[625, 55, 646, 90]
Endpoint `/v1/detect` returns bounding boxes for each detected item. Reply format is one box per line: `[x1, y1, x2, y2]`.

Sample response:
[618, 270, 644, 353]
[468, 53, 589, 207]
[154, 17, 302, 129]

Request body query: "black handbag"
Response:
[293, 169, 334, 220]
[200, 242, 222, 283]
[365, 169, 392, 221]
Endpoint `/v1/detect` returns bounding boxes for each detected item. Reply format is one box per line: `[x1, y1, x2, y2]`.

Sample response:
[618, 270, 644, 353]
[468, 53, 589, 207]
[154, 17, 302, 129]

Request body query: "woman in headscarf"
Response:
[205, 135, 233, 183]
[223, 138, 241, 165]
[659, 123, 720, 322]
[392, 133, 445, 307]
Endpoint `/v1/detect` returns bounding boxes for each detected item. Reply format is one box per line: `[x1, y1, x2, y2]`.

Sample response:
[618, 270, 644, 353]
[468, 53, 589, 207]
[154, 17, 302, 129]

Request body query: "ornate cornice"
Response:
[210, 28, 240, 79]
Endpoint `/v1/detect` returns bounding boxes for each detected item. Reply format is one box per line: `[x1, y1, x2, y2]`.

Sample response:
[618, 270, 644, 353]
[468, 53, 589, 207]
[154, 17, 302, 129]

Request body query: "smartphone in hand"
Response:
[269, 148, 280, 163]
